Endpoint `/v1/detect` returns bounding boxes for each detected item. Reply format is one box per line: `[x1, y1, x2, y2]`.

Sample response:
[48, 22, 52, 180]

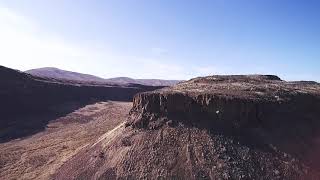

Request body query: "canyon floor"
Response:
[0, 101, 131, 180]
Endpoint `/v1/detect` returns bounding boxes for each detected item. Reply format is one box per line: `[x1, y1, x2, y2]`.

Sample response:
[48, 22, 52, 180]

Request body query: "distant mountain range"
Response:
[25, 67, 181, 86]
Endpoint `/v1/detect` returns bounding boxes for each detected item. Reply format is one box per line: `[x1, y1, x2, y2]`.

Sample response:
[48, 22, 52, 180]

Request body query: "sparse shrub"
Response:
[99, 151, 105, 158]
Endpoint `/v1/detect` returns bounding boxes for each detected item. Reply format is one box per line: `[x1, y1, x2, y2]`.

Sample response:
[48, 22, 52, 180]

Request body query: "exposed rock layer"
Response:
[56, 75, 320, 179]
[128, 75, 320, 131]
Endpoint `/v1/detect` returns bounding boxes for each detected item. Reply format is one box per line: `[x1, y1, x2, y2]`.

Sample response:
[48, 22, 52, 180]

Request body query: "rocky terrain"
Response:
[26, 67, 181, 86]
[0, 101, 131, 180]
[54, 75, 320, 179]
[0, 65, 162, 142]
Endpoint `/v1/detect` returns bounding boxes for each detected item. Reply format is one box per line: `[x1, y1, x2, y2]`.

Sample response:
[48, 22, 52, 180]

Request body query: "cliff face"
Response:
[128, 75, 320, 131]
[55, 75, 320, 180]
[124, 75, 320, 178]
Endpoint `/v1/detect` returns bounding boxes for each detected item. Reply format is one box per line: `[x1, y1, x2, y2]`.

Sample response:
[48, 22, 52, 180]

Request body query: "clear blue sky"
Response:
[0, 0, 319, 81]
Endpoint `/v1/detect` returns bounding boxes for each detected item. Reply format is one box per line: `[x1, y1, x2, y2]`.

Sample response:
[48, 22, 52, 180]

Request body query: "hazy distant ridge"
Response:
[25, 67, 181, 86]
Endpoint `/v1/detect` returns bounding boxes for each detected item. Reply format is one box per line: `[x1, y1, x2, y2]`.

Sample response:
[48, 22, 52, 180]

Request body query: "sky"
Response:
[0, 0, 319, 81]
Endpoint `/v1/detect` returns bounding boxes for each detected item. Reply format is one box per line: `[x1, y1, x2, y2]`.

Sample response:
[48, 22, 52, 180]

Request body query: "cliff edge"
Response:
[55, 75, 320, 179]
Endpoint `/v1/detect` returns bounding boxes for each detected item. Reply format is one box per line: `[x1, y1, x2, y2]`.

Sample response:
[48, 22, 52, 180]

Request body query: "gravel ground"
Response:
[0, 101, 131, 180]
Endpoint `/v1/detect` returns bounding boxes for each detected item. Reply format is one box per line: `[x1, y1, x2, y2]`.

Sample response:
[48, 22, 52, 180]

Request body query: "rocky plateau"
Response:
[54, 75, 320, 179]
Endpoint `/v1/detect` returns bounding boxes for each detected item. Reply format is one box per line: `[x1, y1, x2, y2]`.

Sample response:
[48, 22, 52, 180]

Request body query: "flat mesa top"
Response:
[148, 75, 320, 101]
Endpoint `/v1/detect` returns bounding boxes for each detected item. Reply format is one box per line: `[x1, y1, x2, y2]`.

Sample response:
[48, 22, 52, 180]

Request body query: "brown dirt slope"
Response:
[55, 75, 320, 180]
[0, 101, 131, 180]
[0, 65, 162, 142]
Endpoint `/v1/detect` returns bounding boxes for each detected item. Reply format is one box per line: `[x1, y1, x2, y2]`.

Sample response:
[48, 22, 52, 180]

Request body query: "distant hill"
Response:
[26, 67, 181, 86]
[107, 77, 181, 86]
[25, 67, 106, 82]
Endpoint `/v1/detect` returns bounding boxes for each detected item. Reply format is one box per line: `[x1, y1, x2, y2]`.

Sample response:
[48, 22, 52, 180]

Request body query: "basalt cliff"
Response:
[55, 75, 320, 180]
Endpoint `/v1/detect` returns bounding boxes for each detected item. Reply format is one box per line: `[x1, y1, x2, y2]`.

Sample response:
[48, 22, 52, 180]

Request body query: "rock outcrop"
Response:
[128, 75, 320, 131]
[55, 75, 320, 179]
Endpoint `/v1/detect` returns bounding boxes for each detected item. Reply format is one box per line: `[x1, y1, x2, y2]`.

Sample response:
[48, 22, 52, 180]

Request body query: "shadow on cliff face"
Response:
[172, 94, 320, 154]
[128, 92, 320, 171]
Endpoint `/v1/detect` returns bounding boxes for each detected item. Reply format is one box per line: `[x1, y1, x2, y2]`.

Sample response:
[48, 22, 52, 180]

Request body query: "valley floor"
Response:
[0, 101, 131, 180]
